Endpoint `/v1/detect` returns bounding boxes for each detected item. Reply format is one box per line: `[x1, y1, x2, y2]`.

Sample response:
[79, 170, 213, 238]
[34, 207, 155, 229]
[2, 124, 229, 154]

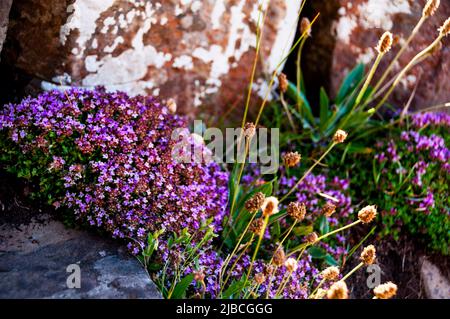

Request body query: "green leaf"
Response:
[292, 225, 313, 236]
[318, 215, 330, 235]
[337, 63, 364, 104]
[308, 246, 327, 259]
[222, 277, 247, 299]
[324, 254, 339, 266]
[170, 274, 194, 299]
[319, 87, 330, 132]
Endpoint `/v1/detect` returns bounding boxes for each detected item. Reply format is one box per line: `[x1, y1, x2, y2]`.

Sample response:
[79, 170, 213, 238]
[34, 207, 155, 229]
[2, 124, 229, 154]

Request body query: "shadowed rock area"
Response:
[0, 214, 161, 299]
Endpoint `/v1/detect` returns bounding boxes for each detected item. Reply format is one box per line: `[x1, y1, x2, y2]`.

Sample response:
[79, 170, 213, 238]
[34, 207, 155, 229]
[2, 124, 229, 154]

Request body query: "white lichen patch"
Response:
[335, 0, 411, 44]
[173, 55, 194, 70]
[59, 0, 115, 56]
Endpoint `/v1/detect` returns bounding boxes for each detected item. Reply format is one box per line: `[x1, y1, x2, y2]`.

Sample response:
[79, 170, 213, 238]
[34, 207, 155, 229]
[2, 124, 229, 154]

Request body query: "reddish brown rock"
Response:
[0, 0, 13, 57]
[3, 0, 301, 120]
[330, 0, 450, 110]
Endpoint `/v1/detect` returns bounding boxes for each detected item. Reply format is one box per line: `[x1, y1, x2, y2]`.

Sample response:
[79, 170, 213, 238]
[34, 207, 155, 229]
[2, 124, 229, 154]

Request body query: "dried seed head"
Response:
[423, 0, 440, 18]
[360, 245, 376, 265]
[264, 264, 275, 276]
[283, 151, 301, 167]
[327, 281, 349, 299]
[439, 17, 450, 36]
[373, 282, 398, 299]
[358, 205, 378, 224]
[245, 192, 265, 213]
[261, 196, 279, 217]
[287, 201, 306, 221]
[249, 218, 265, 235]
[300, 17, 312, 37]
[166, 98, 177, 113]
[193, 270, 205, 282]
[322, 202, 336, 217]
[333, 129, 348, 143]
[254, 273, 266, 285]
[244, 122, 256, 139]
[322, 266, 340, 281]
[304, 232, 319, 244]
[284, 257, 298, 272]
[272, 247, 286, 266]
[376, 31, 394, 54]
[278, 73, 288, 93]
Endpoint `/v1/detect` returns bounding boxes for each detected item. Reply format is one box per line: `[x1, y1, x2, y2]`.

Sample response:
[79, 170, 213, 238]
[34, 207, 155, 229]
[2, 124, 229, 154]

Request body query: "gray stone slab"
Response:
[0, 0, 12, 56]
[0, 214, 161, 299]
[421, 259, 450, 299]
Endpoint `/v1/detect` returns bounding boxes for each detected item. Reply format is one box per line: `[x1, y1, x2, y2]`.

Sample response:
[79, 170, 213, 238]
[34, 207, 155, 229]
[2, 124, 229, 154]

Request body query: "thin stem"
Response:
[280, 142, 336, 202]
[308, 278, 326, 299]
[242, 215, 269, 292]
[374, 35, 443, 112]
[355, 53, 384, 107]
[371, 17, 426, 96]
[340, 262, 364, 282]
[288, 220, 361, 257]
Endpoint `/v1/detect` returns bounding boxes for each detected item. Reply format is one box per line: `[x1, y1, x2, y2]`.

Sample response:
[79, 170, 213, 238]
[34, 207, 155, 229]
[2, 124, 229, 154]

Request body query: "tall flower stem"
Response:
[280, 142, 336, 203]
[374, 35, 443, 112]
[242, 215, 269, 293]
[308, 278, 326, 299]
[219, 212, 256, 294]
[287, 220, 361, 257]
[370, 17, 426, 97]
[340, 262, 364, 282]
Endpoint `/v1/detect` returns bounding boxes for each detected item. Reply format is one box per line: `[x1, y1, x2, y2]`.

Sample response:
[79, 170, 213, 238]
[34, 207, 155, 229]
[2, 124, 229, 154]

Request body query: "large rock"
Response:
[330, 0, 450, 110]
[420, 259, 450, 299]
[3, 0, 300, 119]
[0, 0, 13, 56]
[0, 214, 161, 299]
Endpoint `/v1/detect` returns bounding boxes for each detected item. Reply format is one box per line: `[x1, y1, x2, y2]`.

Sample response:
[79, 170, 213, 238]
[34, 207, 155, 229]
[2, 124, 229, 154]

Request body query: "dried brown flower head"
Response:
[321, 202, 336, 217]
[333, 129, 348, 143]
[373, 282, 398, 299]
[254, 273, 266, 285]
[304, 232, 319, 244]
[272, 247, 286, 266]
[287, 201, 306, 221]
[283, 151, 301, 167]
[376, 31, 393, 54]
[245, 192, 265, 213]
[193, 270, 205, 282]
[244, 122, 256, 139]
[327, 281, 348, 299]
[261, 196, 279, 217]
[322, 266, 340, 281]
[166, 98, 177, 113]
[439, 17, 450, 36]
[423, 0, 440, 18]
[264, 264, 275, 276]
[300, 17, 312, 37]
[358, 205, 377, 224]
[249, 218, 265, 235]
[360, 245, 376, 265]
[284, 257, 298, 272]
[278, 73, 288, 93]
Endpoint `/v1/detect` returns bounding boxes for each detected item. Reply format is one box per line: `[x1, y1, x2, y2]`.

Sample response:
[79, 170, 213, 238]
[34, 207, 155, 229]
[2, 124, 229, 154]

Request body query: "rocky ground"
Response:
[345, 226, 450, 299]
[0, 171, 161, 299]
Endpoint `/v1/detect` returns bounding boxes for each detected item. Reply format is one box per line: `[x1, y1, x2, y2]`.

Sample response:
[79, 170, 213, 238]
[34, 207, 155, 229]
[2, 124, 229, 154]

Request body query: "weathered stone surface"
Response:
[4, 0, 300, 119]
[330, 0, 450, 110]
[0, 0, 13, 56]
[421, 259, 450, 299]
[0, 214, 161, 299]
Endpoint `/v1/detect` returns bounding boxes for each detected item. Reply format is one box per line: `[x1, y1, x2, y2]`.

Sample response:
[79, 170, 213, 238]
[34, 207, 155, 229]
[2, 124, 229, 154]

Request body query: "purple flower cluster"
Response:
[411, 112, 450, 129]
[0, 88, 228, 253]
